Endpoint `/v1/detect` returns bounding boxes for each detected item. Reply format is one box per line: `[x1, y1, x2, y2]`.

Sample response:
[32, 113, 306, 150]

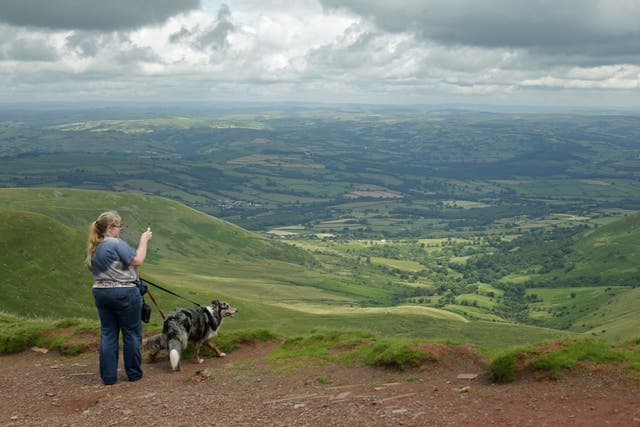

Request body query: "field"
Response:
[1, 105, 640, 351]
[0, 188, 578, 350]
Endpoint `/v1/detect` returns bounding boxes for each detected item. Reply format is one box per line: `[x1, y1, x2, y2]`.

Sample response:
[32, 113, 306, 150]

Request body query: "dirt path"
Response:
[2, 342, 640, 426]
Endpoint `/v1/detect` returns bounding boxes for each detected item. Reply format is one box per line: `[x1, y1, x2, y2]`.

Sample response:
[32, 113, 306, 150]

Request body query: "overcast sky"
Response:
[0, 0, 638, 107]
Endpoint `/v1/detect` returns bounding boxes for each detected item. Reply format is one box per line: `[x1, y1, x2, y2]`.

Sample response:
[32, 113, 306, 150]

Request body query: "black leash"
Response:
[140, 275, 201, 307]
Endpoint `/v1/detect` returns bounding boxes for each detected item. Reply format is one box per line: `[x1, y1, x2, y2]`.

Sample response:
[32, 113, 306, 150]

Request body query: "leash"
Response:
[139, 275, 201, 307]
[145, 288, 165, 320]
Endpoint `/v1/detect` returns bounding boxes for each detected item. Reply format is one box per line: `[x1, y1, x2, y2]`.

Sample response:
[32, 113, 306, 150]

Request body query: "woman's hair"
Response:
[86, 211, 121, 268]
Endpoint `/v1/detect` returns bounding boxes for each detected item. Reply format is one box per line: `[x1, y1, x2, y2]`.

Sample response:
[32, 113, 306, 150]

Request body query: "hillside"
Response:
[0, 209, 94, 318]
[0, 187, 314, 269]
[0, 187, 316, 319]
[0, 187, 578, 348]
[2, 108, 640, 239]
[567, 212, 640, 284]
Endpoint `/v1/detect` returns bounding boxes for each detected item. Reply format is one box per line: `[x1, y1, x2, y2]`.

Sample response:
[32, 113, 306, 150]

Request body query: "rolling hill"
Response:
[0, 187, 579, 349]
[0, 209, 94, 318]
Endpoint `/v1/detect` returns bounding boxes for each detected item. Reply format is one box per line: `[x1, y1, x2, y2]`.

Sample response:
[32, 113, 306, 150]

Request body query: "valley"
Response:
[1, 104, 640, 350]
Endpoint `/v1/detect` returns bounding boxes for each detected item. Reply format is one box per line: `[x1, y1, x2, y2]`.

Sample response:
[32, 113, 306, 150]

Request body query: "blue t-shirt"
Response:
[90, 237, 137, 282]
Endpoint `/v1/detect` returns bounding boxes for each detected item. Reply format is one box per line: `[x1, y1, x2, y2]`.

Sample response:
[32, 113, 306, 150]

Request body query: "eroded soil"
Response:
[2, 339, 640, 426]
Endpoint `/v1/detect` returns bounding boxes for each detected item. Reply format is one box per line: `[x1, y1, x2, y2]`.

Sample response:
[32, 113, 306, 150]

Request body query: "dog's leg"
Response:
[205, 340, 226, 357]
[194, 341, 205, 364]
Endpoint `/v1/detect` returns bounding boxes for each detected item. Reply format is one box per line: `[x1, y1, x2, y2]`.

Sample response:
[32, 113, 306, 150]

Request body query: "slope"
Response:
[0, 187, 580, 348]
[0, 209, 95, 318]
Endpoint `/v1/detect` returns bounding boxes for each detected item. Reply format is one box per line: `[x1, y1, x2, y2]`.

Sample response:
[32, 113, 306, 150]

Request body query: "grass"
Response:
[267, 330, 434, 370]
[489, 337, 637, 383]
[0, 312, 98, 355]
[1, 187, 637, 353]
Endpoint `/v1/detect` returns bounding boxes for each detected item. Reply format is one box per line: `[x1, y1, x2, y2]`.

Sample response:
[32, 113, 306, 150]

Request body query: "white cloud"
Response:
[0, 0, 637, 106]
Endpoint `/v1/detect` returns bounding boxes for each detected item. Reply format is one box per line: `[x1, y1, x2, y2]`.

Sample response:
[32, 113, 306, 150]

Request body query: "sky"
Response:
[0, 0, 638, 108]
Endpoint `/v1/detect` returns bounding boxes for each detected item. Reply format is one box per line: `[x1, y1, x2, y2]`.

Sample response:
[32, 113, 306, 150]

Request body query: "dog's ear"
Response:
[211, 299, 219, 306]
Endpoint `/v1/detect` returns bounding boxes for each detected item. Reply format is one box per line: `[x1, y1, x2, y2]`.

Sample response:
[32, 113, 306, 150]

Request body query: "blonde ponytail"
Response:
[86, 211, 121, 268]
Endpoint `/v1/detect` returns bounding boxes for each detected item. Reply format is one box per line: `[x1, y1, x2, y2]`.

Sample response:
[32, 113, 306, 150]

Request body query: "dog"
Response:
[143, 300, 237, 371]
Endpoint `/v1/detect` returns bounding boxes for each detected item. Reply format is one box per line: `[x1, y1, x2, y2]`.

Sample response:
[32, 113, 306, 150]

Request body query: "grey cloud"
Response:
[0, 36, 59, 61]
[168, 5, 235, 52]
[319, 0, 640, 63]
[169, 27, 193, 44]
[65, 32, 102, 57]
[196, 5, 235, 51]
[0, 0, 201, 31]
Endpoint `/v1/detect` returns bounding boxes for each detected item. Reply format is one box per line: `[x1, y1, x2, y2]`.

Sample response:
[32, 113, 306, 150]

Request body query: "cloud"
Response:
[0, 29, 60, 61]
[0, 0, 202, 31]
[319, 0, 640, 64]
[0, 0, 637, 106]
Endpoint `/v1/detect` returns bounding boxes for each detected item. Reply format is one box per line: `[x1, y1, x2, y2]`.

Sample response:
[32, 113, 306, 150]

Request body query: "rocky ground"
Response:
[2, 338, 640, 426]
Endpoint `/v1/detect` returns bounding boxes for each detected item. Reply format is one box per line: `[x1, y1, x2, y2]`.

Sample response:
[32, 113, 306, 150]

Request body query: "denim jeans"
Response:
[93, 286, 143, 385]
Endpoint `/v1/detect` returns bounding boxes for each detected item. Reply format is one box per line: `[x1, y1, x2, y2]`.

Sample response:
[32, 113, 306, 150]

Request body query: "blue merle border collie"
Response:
[143, 300, 237, 371]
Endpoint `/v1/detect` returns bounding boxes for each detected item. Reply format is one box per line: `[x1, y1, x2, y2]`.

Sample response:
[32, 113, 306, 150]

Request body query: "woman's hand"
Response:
[131, 227, 153, 266]
[141, 227, 153, 242]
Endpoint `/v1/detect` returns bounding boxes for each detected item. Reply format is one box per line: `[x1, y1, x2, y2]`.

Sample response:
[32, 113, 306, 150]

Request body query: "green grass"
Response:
[0, 187, 634, 352]
[526, 287, 626, 331]
[0, 209, 96, 318]
[489, 337, 638, 383]
[531, 339, 623, 380]
[370, 257, 425, 272]
[267, 330, 433, 370]
[0, 312, 98, 355]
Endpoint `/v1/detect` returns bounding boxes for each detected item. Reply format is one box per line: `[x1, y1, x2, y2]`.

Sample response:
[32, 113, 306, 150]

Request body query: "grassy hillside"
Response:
[0, 187, 314, 268]
[0, 209, 94, 317]
[0, 187, 580, 349]
[568, 213, 640, 284]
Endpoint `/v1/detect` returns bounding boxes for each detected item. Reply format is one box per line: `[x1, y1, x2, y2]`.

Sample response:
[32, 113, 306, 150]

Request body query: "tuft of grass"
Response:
[490, 338, 634, 383]
[359, 340, 433, 370]
[532, 339, 624, 380]
[0, 315, 50, 354]
[0, 312, 98, 355]
[489, 351, 518, 383]
[268, 330, 436, 371]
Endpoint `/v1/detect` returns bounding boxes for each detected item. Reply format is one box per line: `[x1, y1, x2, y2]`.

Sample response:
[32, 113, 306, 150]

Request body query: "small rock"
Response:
[456, 386, 471, 393]
[31, 347, 49, 354]
[456, 373, 478, 380]
[333, 391, 352, 400]
[294, 403, 306, 409]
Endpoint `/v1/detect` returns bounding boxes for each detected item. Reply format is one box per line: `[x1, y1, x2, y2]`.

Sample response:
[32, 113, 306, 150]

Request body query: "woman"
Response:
[86, 211, 153, 385]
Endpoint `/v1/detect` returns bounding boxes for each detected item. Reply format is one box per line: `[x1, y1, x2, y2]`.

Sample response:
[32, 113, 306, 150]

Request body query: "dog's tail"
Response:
[168, 338, 182, 371]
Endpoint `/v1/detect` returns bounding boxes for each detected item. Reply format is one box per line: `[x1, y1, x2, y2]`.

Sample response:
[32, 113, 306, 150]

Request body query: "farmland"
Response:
[2, 104, 640, 347]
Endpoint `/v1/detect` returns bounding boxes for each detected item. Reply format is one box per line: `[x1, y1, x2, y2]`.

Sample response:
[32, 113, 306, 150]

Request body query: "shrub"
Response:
[532, 339, 623, 379]
[361, 341, 431, 370]
[489, 351, 518, 383]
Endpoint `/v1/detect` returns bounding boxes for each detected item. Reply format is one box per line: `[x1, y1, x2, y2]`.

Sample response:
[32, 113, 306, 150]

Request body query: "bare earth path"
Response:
[2, 341, 640, 426]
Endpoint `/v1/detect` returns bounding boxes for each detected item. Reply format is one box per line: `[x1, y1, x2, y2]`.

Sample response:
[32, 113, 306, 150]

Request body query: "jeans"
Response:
[93, 286, 143, 385]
